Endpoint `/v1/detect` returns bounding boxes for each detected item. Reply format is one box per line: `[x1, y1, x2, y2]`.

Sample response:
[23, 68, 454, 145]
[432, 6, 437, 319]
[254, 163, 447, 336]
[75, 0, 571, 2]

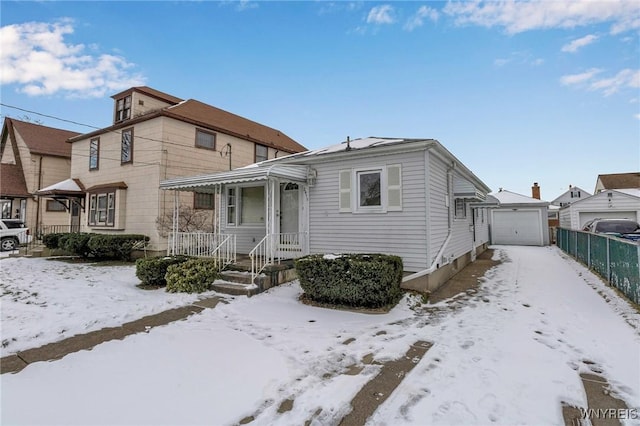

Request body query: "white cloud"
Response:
[236, 0, 258, 11]
[367, 5, 395, 25]
[561, 34, 599, 53]
[560, 68, 639, 96]
[404, 5, 439, 31]
[443, 0, 640, 35]
[0, 20, 145, 98]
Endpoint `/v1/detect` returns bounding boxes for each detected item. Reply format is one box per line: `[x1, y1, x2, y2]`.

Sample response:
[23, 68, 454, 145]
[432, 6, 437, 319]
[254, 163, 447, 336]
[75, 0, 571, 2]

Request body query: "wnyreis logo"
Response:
[579, 408, 638, 420]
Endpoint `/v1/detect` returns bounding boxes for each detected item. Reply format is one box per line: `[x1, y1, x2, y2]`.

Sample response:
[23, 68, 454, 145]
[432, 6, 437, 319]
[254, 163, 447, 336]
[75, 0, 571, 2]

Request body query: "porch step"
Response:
[219, 270, 254, 285]
[212, 280, 258, 297]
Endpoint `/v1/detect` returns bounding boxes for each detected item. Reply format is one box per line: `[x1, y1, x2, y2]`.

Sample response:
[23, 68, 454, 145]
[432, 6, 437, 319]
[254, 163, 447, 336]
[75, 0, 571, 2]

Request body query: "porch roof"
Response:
[160, 164, 309, 192]
[35, 178, 86, 197]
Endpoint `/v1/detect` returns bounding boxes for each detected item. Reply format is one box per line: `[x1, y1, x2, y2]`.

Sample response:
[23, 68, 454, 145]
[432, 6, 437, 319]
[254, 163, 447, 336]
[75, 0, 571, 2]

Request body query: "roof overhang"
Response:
[453, 176, 486, 201]
[160, 165, 310, 192]
[35, 178, 85, 197]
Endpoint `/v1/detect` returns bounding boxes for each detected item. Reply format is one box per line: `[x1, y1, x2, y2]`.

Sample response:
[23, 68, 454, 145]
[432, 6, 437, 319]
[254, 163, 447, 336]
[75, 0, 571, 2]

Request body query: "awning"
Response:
[453, 176, 486, 201]
[160, 164, 310, 192]
[36, 178, 85, 197]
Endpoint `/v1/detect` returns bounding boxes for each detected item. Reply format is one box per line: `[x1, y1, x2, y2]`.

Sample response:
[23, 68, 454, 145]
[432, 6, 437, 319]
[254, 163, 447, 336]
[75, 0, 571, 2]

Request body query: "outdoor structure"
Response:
[0, 118, 80, 232]
[160, 137, 492, 292]
[559, 188, 640, 230]
[488, 189, 550, 246]
[594, 172, 640, 194]
[37, 86, 306, 254]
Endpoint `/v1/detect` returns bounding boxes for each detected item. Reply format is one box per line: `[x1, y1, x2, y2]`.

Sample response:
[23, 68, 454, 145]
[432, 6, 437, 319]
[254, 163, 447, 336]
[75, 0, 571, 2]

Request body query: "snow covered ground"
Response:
[1, 246, 639, 425]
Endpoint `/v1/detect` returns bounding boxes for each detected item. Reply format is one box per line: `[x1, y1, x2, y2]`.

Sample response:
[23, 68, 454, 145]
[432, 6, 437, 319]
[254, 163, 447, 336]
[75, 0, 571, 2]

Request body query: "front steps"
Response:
[214, 259, 298, 297]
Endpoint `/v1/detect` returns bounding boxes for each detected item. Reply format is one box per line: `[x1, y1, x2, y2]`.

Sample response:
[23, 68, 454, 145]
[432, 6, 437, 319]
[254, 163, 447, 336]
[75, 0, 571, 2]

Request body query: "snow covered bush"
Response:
[165, 258, 220, 293]
[135, 255, 191, 287]
[295, 253, 403, 308]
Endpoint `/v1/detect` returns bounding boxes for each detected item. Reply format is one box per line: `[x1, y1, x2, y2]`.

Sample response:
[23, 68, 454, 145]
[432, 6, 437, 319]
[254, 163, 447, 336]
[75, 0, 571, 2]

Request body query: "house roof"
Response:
[490, 189, 549, 206]
[165, 100, 306, 153]
[559, 188, 640, 209]
[5, 118, 80, 158]
[111, 86, 183, 105]
[69, 87, 306, 155]
[551, 185, 591, 203]
[596, 172, 640, 190]
[0, 163, 29, 197]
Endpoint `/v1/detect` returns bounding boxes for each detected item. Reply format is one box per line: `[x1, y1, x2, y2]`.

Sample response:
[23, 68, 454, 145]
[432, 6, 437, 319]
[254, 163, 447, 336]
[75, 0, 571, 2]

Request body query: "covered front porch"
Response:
[160, 164, 312, 282]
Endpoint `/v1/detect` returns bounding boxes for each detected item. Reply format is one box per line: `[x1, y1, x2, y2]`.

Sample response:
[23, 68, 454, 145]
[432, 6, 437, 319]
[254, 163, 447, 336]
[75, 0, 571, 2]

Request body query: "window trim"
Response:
[115, 95, 132, 123]
[46, 200, 67, 212]
[88, 191, 116, 227]
[339, 165, 402, 214]
[226, 184, 266, 227]
[454, 198, 467, 219]
[89, 137, 100, 170]
[195, 128, 216, 150]
[194, 192, 215, 210]
[255, 144, 268, 163]
[356, 169, 383, 211]
[226, 187, 236, 225]
[121, 128, 134, 165]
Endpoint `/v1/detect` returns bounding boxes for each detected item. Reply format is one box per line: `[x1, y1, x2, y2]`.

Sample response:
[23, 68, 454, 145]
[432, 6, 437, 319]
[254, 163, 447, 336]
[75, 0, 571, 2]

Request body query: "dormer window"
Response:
[115, 95, 132, 122]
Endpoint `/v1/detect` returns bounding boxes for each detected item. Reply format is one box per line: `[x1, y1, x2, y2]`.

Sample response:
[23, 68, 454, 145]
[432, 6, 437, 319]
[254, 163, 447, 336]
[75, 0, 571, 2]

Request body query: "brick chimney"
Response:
[532, 182, 541, 199]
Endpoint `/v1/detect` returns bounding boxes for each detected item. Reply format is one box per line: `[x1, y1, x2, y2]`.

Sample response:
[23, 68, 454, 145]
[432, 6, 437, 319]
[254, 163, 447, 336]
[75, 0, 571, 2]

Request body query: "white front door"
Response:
[277, 183, 302, 258]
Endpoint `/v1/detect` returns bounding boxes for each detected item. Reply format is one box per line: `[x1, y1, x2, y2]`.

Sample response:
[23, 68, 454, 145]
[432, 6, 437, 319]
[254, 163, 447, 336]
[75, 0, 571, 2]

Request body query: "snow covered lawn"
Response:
[0, 256, 216, 356]
[1, 246, 639, 425]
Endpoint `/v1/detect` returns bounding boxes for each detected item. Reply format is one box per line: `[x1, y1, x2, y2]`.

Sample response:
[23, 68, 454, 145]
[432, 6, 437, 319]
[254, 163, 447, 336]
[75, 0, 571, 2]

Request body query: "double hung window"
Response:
[88, 192, 116, 227]
[89, 138, 99, 170]
[121, 128, 133, 164]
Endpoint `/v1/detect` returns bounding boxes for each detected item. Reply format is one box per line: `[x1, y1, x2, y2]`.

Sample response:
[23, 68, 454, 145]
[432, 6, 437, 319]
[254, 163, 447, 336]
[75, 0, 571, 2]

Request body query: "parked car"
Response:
[0, 219, 31, 251]
[582, 218, 640, 242]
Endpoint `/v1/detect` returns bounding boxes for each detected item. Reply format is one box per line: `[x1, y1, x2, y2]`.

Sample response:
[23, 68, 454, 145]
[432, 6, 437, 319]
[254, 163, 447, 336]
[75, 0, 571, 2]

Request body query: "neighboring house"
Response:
[559, 188, 640, 230]
[160, 137, 492, 292]
[488, 189, 550, 246]
[551, 185, 591, 208]
[0, 118, 80, 232]
[594, 172, 640, 193]
[39, 86, 306, 253]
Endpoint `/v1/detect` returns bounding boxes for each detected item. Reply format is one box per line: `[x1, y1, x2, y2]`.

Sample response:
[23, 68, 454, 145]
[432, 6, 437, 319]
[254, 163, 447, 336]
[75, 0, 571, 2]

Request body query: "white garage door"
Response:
[579, 211, 637, 229]
[492, 210, 542, 246]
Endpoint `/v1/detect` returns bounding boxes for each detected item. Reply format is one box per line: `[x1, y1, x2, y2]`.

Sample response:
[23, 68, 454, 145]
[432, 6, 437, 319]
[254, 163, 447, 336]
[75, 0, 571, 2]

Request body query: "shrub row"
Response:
[135, 255, 191, 287]
[42, 232, 149, 261]
[295, 253, 403, 308]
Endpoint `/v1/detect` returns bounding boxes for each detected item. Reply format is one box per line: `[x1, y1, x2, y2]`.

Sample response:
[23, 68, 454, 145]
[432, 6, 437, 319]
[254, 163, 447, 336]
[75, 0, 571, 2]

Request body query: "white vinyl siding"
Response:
[310, 152, 427, 272]
[559, 190, 640, 230]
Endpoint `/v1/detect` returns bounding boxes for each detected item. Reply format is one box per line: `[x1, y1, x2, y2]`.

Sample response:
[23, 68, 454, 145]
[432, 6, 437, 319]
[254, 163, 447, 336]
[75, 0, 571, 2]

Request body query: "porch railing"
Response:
[250, 232, 308, 282]
[168, 232, 236, 267]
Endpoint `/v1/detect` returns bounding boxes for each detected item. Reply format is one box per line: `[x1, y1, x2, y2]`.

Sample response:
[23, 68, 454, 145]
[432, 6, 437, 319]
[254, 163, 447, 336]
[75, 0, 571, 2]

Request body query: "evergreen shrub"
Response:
[295, 253, 403, 308]
[87, 234, 149, 260]
[165, 258, 220, 293]
[135, 255, 191, 287]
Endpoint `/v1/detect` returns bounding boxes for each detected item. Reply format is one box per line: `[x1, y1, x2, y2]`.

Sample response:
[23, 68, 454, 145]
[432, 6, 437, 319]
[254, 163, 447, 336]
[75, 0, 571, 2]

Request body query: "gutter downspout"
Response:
[35, 156, 43, 235]
[402, 160, 456, 283]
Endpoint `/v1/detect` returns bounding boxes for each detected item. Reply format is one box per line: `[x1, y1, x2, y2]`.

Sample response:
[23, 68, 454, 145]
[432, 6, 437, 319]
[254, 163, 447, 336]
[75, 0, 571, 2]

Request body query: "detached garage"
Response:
[559, 189, 640, 230]
[489, 190, 550, 246]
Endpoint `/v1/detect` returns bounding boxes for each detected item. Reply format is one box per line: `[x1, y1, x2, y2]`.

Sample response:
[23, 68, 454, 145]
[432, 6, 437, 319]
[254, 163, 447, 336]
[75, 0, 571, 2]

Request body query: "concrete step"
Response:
[212, 280, 258, 297]
[219, 270, 254, 285]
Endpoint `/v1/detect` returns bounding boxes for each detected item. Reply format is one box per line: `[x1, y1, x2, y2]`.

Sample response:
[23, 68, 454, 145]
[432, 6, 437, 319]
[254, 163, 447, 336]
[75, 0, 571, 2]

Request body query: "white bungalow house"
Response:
[160, 137, 492, 293]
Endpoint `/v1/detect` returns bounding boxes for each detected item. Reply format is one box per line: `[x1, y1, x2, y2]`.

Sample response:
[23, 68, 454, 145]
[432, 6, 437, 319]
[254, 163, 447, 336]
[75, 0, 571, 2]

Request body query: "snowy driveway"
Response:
[1, 246, 639, 425]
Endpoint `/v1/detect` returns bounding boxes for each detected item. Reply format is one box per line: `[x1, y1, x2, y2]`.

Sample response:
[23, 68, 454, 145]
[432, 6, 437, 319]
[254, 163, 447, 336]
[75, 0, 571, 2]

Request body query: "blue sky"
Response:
[1, 1, 638, 200]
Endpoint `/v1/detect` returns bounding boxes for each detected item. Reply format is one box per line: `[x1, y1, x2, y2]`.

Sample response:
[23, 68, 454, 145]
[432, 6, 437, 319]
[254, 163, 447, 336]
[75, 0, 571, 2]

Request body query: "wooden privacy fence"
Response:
[557, 228, 640, 304]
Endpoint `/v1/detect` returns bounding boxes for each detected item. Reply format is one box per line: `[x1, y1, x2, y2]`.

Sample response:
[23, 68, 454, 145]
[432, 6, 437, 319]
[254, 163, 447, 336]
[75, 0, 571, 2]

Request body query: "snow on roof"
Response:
[613, 188, 640, 198]
[490, 189, 549, 205]
[37, 178, 84, 193]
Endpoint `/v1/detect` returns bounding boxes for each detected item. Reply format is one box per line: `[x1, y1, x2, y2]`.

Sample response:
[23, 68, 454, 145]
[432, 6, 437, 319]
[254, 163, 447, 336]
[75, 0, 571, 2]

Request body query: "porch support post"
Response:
[170, 190, 179, 255]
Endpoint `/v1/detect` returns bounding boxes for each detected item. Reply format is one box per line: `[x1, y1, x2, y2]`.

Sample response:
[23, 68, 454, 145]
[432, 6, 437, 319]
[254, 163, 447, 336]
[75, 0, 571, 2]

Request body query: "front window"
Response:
[255, 144, 268, 163]
[89, 138, 100, 170]
[89, 192, 116, 227]
[194, 192, 214, 210]
[241, 186, 265, 224]
[454, 198, 466, 219]
[357, 170, 381, 208]
[121, 128, 133, 164]
[227, 188, 236, 225]
[46, 200, 66, 212]
[195, 129, 216, 150]
[115, 95, 131, 122]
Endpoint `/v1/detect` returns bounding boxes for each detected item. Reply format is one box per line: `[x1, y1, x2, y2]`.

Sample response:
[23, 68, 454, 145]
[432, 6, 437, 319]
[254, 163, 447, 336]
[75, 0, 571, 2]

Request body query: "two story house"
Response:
[0, 118, 80, 232]
[39, 86, 306, 254]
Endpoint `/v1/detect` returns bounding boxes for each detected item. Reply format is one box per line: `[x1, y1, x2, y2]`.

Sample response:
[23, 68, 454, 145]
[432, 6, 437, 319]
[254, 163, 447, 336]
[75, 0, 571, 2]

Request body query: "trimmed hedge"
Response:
[87, 234, 149, 260]
[41, 232, 149, 260]
[165, 258, 220, 293]
[295, 253, 403, 308]
[135, 255, 191, 287]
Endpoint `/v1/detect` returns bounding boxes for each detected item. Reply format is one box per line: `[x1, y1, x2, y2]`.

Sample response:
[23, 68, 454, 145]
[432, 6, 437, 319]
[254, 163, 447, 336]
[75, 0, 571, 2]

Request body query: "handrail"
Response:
[250, 234, 273, 283]
[210, 234, 236, 268]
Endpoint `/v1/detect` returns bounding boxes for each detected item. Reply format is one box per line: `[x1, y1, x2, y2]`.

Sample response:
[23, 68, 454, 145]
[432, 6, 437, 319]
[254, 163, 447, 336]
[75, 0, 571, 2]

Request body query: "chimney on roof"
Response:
[532, 182, 541, 200]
